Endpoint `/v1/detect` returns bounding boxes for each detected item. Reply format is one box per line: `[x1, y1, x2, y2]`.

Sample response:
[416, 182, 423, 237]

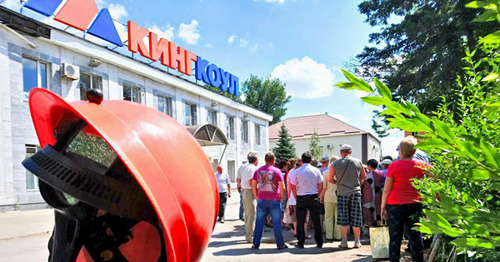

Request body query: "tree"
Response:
[370, 110, 390, 138]
[272, 124, 296, 161]
[309, 131, 322, 161]
[242, 75, 291, 125]
[356, 0, 497, 114]
[334, 1, 500, 256]
[203, 84, 242, 102]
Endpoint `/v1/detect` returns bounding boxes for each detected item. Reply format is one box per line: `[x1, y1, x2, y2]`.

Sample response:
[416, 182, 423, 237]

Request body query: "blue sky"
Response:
[1, 0, 403, 156]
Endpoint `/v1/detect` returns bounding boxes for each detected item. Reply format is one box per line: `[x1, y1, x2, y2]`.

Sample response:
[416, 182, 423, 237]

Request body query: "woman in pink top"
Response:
[381, 136, 431, 262]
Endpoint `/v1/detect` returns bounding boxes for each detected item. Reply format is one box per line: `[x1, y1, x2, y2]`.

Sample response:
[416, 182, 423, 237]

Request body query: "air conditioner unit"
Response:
[61, 63, 80, 80]
[326, 144, 333, 149]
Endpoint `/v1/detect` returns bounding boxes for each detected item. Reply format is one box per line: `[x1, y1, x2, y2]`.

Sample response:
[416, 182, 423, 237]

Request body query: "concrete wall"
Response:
[367, 134, 381, 162]
[0, 26, 14, 211]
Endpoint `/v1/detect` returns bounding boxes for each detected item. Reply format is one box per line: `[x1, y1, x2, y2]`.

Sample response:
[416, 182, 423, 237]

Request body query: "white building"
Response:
[269, 114, 380, 162]
[0, 6, 272, 211]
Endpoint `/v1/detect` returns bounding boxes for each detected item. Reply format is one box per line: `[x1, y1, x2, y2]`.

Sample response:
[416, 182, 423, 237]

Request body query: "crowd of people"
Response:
[215, 136, 431, 261]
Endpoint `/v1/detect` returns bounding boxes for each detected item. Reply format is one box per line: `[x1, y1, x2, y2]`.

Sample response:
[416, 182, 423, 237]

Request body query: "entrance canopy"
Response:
[186, 124, 229, 147]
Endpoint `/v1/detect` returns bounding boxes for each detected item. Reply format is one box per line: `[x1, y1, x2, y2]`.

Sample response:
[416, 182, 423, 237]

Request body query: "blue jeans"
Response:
[253, 199, 285, 248]
[239, 192, 244, 219]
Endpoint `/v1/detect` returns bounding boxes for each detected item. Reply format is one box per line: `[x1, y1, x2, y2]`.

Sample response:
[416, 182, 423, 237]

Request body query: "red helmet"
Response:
[24, 88, 218, 261]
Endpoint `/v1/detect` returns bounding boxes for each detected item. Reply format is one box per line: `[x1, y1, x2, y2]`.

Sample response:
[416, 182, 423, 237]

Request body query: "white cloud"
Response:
[270, 56, 337, 99]
[299, 112, 349, 122]
[227, 35, 236, 43]
[114, 21, 128, 43]
[355, 90, 370, 98]
[41, 16, 64, 29]
[330, 113, 350, 122]
[108, 3, 128, 21]
[254, 0, 291, 3]
[250, 44, 259, 52]
[179, 20, 200, 45]
[95, 0, 107, 9]
[41, 16, 82, 35]
[150, 23, 175, 40]
[205, 43, 213, 48]
[239, 38, 248, 47]
[380, 129, 405, 158]
[1, 0, 20, 10]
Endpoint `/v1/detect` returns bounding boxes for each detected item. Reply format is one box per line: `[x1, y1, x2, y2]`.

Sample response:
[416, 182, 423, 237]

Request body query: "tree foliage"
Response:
[203, 84, 243, 102]
[356, 0, 498, 115]
[336, 2, 500, 259]
[272, 124, 296, 161]
[242, 75, 291, 125]
[309, 131, 322, 161]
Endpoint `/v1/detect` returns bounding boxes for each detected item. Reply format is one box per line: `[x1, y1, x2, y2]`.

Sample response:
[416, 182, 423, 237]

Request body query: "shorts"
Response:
[337, 193, 363, 227]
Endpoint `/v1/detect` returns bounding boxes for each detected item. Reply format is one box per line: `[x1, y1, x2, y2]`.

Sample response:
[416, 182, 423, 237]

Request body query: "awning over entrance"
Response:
[186, 124, 229, 147]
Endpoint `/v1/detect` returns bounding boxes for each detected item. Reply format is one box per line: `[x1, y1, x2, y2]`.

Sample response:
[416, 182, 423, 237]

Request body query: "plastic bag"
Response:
[369, 224, 390, 259]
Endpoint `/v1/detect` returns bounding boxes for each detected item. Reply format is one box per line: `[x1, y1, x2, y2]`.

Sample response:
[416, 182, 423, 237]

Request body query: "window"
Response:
[226, 115, 235, 140]
[241, 120, 249, 143]
[155, 94, 173, 116]
[254, 124, 261, 145]
[25, 145, 40, 189]
[123, 85, 142, 103]
[207, 109, 217, 125]
[184, 103, 198, 126]
[227, 160, 236, 182]
[22, 57, 50, 100]
[79, 72, 102, 100]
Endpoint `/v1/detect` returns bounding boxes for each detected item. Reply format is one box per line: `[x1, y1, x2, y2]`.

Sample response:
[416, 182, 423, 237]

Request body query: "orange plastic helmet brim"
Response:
[29, 88, 219, 262]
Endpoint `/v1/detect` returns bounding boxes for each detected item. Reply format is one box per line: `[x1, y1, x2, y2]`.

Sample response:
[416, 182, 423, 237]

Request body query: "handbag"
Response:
[369, 220, 390, 259]
[283, 202, 294, 224]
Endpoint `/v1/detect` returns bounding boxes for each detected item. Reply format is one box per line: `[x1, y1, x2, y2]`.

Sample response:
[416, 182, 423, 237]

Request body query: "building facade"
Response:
[269, 114, 381, 163]
[0, 6, 272, 211]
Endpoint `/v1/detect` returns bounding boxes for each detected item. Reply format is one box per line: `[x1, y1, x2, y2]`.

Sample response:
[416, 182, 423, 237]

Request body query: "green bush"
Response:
[334, 2, 499, 260]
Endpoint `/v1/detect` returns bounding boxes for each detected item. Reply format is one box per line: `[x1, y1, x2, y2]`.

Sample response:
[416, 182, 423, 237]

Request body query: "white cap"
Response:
[340, 144, 352, 151]
[381, 159, 392, 165]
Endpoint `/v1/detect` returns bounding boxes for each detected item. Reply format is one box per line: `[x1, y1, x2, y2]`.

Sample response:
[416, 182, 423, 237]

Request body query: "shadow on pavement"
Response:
[350, 255, 373, 262]
[213, 246, 359, 256]
[208, 239, 249, 248]
[211, 225, 245, 239]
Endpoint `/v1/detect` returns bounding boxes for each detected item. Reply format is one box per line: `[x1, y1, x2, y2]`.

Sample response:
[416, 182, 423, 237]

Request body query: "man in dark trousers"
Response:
[215, 165, 231, 223]
[290, 151, 324, 248]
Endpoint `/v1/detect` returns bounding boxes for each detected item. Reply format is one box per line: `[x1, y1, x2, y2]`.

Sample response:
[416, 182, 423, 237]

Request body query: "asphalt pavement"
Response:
[201, 191, 373, 261]
[0, 191, 377, 261]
